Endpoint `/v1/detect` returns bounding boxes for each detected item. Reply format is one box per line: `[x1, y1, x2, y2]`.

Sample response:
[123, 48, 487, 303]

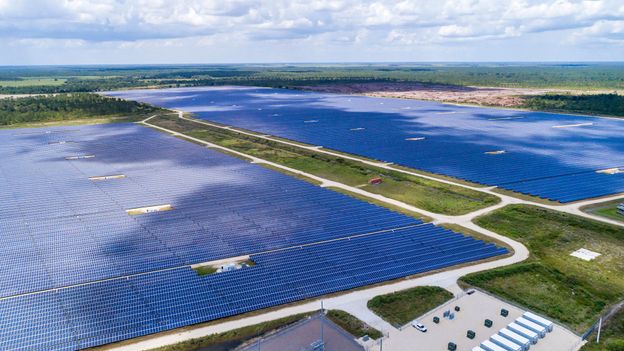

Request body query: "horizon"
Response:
[1, 61, 624, 68]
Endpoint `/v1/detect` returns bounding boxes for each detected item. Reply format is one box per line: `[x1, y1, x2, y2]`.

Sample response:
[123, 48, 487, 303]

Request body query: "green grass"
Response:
[151, 115, 499, 216]
[326, 310, 383, 340]
[594, 207, 624, 223]
[582, 308, 624, 351]
[0, 115, 145, 130]
[194, 266, 217, 276]
[0, 77, 67, 87]
[148, 313, 313, 351]
[367, 286, 453, 327]
[583, 199, 624, 223]
[461, 204, 624, 332]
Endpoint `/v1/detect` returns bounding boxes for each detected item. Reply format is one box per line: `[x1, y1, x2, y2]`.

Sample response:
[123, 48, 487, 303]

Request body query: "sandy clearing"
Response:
[298, 82, 618, 108]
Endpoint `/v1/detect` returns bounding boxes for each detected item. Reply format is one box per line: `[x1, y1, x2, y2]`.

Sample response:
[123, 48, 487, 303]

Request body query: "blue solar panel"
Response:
[0, 225, 506, 351]
[0, 124, 420, 294]
[0, 123, 507, 350]
[107, 86, 624, 202]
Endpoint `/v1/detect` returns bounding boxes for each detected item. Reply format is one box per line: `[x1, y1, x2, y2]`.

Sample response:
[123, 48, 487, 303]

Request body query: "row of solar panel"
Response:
[0, 224, 507, 351]
[109, 87, 624, 202]
[0, 124, 423, 298]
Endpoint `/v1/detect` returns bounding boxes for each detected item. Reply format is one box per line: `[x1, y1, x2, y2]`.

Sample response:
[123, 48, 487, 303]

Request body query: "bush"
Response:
[607, 339, 624, 351]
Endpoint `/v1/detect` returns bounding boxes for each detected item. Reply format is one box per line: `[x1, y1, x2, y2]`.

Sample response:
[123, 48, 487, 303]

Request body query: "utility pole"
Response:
[321, 313, 325, 344]
[597, 317, 603, 343]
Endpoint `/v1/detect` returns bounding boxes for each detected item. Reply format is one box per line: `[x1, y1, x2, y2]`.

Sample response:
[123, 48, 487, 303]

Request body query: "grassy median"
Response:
[367, 286, 453, 327]
[150, 115, 499, 216]
[326, 310, 383, 340]
[582, 199, 624, 224]
[461, 205, 624, 332]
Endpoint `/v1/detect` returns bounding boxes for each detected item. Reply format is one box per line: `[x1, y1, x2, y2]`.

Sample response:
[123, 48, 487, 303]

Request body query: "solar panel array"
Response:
[0, 226, 506, 351]
[0, 124, 417, 296]
[0, 123, 506, 350]
[108, 86, 624, 202]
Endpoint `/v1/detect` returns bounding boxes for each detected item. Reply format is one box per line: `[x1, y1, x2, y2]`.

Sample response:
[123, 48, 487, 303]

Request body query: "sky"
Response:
[0, 0, 623, 65]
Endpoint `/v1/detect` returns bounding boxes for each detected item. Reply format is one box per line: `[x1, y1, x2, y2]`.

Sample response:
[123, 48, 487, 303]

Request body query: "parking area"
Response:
[382, 291, 582, 351]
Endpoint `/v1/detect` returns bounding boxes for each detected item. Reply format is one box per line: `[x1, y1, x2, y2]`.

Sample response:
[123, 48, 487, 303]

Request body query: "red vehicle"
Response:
[369, 177, 383, 185]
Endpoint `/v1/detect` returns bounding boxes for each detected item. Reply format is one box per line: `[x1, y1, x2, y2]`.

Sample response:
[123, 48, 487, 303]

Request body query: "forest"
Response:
[1, 63, 623, 94]
[522, 94, 624, 117]
[0, 93, 161, 126]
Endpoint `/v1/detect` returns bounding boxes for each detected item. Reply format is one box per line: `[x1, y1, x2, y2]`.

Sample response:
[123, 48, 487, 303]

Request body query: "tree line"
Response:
[0, 93, 161, 126]
[522, 94, 624, 117]
[1, 64, 623, 95]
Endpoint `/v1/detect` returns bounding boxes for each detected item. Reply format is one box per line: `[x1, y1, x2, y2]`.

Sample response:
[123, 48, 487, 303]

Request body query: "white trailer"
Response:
[499, 328, 531, 351]
[523, 312, 554, 332]
[481, 340, 508, 351]
[516, 317, 547, 338]
[507, 322, 539, 344]
[491, 334, 523, 351]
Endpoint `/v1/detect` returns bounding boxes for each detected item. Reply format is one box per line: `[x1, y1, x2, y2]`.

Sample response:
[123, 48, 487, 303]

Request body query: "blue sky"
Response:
[0, 0, 623, 65]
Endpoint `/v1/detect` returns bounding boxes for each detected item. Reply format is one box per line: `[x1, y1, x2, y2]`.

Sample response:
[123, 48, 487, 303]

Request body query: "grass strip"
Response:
[461, 204, 624, 332]
[326, 310, 383, 340]
[582, 198, 624, 224]
[367, 286, 453, 327]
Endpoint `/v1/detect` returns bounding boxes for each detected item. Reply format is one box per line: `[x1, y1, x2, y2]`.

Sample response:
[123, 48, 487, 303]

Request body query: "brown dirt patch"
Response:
[298, 82, 611, 108]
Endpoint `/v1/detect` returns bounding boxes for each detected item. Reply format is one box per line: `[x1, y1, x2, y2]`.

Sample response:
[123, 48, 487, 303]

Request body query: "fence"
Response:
[582, 299, 624, 341]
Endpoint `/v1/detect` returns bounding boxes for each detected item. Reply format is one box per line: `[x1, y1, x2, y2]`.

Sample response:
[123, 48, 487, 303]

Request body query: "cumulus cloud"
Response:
[0, 0, 617, 42]
[0, 0, 622, 63]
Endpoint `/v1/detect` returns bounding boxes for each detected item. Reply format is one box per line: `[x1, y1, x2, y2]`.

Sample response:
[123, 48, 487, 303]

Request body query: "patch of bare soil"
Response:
[298, 82, 605, 108]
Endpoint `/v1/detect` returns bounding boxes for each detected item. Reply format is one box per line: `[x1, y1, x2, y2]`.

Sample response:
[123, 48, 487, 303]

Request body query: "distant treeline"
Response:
[0, 93, 161, 126]
[522, 94, 624, 117]
[0, 78, 146, 94]
[1, 63, 623, 94]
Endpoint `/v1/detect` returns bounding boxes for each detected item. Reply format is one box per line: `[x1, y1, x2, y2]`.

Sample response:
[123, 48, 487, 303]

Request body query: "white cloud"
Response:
[573, 19, 624, 44]
[0, 0, 622, 63]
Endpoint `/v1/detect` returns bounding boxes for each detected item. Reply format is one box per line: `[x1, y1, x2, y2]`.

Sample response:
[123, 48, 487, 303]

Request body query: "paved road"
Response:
[105, 113, 620, 351]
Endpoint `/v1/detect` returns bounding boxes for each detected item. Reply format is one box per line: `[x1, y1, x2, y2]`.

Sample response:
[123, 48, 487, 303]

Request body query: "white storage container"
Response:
[523, 312, 554, 332]
[507, 322, 539, 344]
[516, 317, 547, 338]
[491, 334, 523, 351]
[481, 340, 507, 351]
[499, 328, 531, 350]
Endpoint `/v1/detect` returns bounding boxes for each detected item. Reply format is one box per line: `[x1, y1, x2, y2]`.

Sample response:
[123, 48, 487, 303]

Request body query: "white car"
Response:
[411, 321, 427, 332]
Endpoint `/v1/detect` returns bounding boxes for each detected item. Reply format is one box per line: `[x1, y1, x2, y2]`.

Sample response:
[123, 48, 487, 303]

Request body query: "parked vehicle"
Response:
[411, 320, 427, 332]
